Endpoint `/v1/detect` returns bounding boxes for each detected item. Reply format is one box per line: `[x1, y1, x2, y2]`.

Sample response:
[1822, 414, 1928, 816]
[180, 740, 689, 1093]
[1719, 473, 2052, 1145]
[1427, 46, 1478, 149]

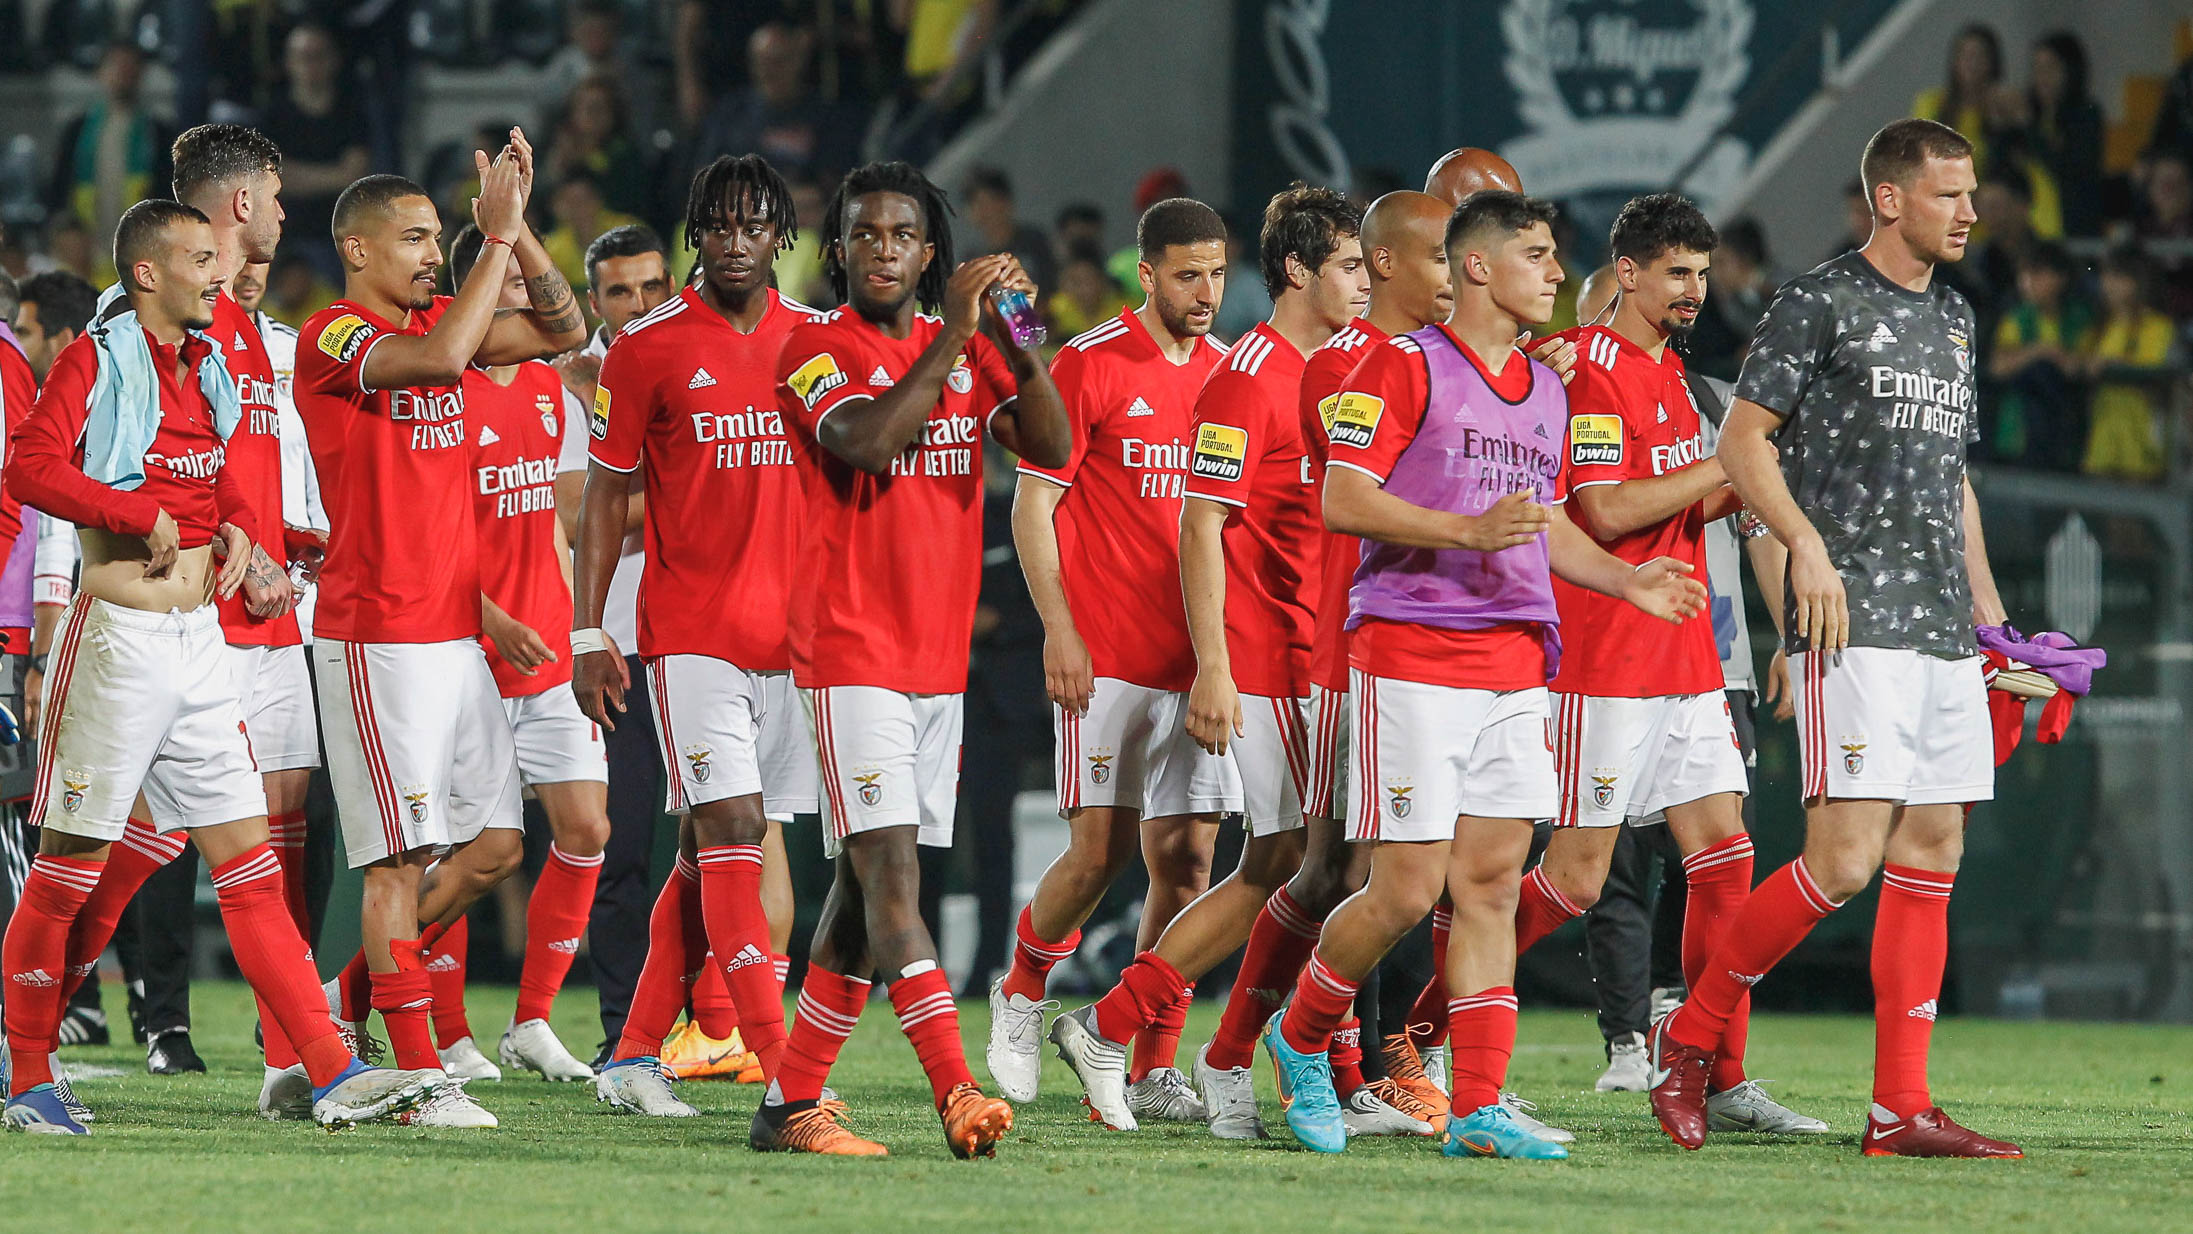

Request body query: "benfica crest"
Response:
[855, 771, 884, 807]
[1591, 773, 1618, 809]
[1841, 742, 1867, 775]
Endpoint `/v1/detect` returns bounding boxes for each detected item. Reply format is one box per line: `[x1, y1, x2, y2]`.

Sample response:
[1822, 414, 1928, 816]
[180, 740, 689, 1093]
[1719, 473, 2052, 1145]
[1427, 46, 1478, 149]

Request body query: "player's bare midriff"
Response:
[78, 528, 220, 614]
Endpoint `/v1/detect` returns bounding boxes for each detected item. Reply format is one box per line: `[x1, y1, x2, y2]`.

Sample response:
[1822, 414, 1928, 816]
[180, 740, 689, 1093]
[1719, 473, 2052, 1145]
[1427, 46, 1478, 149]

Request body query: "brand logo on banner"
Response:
[1499, 0, 1753, 207]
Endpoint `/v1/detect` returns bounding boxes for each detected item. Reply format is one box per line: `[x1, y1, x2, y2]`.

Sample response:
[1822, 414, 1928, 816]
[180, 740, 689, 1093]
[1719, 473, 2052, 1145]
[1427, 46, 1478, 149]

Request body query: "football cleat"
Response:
[1125, 1066, 1206, 1122]
[1341, 1085, 1432, 1137]
[1260, 1017, 1345, 1153]
[750, 1098, 888, 1156]
[1379, 1033, 1448, 1135]
[1048, 1005, 1136, 1131]
[1596, 1031, 1650, 1092]
[4, 1084, 88, 1134]
[1647, 1012, 1713, 1150]
[398, 1080, 498, 1128]
[437, 1035, 501, 1082]
[984, 978, 1055, 1103]
[939, 1082, 1014, 1159]
[498, 1018, 594, 1082]
[50, 1058, 93, 1123]
[1422, 1043, 1450, 1096]
[55, 1005, 109, 1047]
[1500, 1093, 1574, 1144]
[1196, 1042, 1266, 1141]
[146, 1028, 206, 1075]
[1707, 1079, 1830, 1135]
[1363, 1076, 1442, 1134]
[595, 1056, 700, 1117]
[310, 1059, 444, 1127]
[1862, 1105, 2022, 1159]
[661, 1020, 755, 1081]
[1442, 1102, 1569, 1159]
[259, 1063, 314, 1120]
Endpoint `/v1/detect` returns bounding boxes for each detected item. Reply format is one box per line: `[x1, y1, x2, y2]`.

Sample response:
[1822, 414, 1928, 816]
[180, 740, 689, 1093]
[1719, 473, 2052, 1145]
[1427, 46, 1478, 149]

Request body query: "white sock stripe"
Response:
[1682, 844, 1756, 877]
[1266, 892, 1321, 938]
[1528, 866, 1583, 917]
[1017, 937, 1080, 960]
[894, 990, 957, 1015]
[1789, 857, 1842, 914]
[547, 845, 607, 868]
[794, 994, 860, 1036]
[1446, 993, 1520, 1012]
[1430, 906, 1452, 929]
[30, 859, 104, 892]
[1307, 962, 1356, 998]
[1882, 872, 1955, 898]
[697, 847, 765, 866]
[898, 1003, 960, 1029]
[674, 854, 701, 882]
[211, 851, 284, 889]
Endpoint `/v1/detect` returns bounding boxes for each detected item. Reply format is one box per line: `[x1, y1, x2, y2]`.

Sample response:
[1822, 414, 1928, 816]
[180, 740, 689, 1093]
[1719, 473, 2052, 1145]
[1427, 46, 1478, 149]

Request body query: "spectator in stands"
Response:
[44, 215, 96, 285]
[259, 23, 372, 282]
[773, 177, 832, 307]
[2146, 49, 2193, 169]
[900, 0, 998, 102]
[542, 171, 643, 293]
[546, 75, 654, 220]
[1110, 166, 1189, 291]
[1053, 202, 1105, 270]
[46, 42, 170, 283]
[262, 251, 336, 329]
[1212, 211, 1270, 344]
[1969, 170, 2037, 321]
[961, 165, 1057, 296]
[1048, 241, 1129, 340]
[690, 22, 861, 189]
[1989, 242, 2093, 470]
[2080, 248, 2180, 483]
[2136, 151, 2193, 319]
[1913, 23, 2004, 173]
[1687, 216, 1773, 383]
[539, 0, 660, 139]
[1997, 32, 2105, 238]
[1824, 179, 1872, 265]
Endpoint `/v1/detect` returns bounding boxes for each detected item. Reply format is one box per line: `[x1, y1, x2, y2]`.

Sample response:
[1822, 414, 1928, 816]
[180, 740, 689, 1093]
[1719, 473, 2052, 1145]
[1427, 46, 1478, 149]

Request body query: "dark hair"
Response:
[18, 271, 99, 337]
[1942, 23, 2003, 118]
[0, 269, 17, 325]
[449, 223, 487, 286]
[2097, 244, 2152, 302]
[1981, 167, 2032, 201]
[683, 154, 798, 261]
[2017, 241, 2075, 280]
[114, 199, 210, 291]
[1609, 193, 1717, 265]
[1138, 197, 1227, 260]
[1258, 183, 1360, 299]
[1061, 240, 1109, 271]
[1055, 201, 1103, 232]
[331, 173, 430, 243]
[585, 222, 668, 290]
[560, 74, 633, 143]
[2032, 31, 2091, 116]
[1443, 190, 1558, 256]
[1859, 118, 1974, 209]
[963, 165, 1012, 202]
[1718, 216, 1767, 267]
[821, 160, 953, 310]
[171, 123, 282, 204]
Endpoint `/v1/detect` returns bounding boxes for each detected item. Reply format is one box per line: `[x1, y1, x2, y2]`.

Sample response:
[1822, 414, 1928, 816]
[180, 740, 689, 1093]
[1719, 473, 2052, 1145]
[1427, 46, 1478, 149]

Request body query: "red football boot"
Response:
[1647, 1013, 1714, 1150]
[1863, 1106, 2023, 1159]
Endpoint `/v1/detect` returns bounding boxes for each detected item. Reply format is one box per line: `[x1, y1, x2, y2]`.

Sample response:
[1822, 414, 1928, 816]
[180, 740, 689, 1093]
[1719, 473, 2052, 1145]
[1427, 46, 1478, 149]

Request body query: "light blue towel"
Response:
[82, 282, 242, 490]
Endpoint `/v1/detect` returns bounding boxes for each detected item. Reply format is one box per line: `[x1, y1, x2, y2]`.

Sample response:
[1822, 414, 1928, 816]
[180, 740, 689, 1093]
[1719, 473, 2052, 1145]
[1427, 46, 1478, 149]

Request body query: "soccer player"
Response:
[1512, 193, 1823, 1134]
[0, 200, 442, 1133]
[985, 196, 1232, 1119]
[428, 223, 605, 1083]
[574, 156, 820, 1116]
[1048, 184, 1366, 1136]
[1258, 190, 1704, 1157]
[758, 160, 1068, 1158]
[297, 133, 589, 1129]
[1649, 119, 2016, 1158]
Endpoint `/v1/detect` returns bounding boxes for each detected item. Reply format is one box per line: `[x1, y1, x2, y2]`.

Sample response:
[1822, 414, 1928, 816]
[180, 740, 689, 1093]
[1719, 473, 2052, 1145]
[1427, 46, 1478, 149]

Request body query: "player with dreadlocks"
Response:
[754, 160, 1070, 1158]
[574, 153, 824, 1117]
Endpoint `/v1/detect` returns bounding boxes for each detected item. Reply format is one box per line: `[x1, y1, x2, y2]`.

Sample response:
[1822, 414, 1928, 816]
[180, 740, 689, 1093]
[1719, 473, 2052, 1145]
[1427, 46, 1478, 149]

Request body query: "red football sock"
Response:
[776, 965, 870, 1105]
[425, 915, 472, 1049]
[999, 904, 1079, 1003]
[690, 960, 739, 1037]
[889, 965, 974, 1107]
[65, 820, 186, 983]
[210, 847, 349, 1086]
[1669, 857, 1842, 1054]
[1514, 865, 1585, 957]
[1405, 905, 1452, 1048]
[616, 854, 707, 1060]
[1872, 864, 1954, 1119]
[773, 954, 791, 992]
[698, 844, 785, 1079]
[1331, 1017, 1366, 1096]
[370, 965, 438, 1072]
[514, 844, 602, 1024]
[1278, 948, 1360, 1056]
[1090, 950, 1186, 1047]
[1446, 987, 1519, 1116]
[3, 854, 103, 1094]
[1680, 834, 1756, 1092]
[267, 808, 311, 938]
[1206, 886, 1323, 1070]
[337, 949, 372, 1024]
[1130, 982, 1193, 1082]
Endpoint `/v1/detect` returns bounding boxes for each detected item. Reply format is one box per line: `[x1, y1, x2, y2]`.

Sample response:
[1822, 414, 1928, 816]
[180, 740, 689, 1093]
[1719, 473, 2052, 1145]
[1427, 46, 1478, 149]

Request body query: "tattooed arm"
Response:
[476, 129, 590, 363]
[238, 543, 297, 618]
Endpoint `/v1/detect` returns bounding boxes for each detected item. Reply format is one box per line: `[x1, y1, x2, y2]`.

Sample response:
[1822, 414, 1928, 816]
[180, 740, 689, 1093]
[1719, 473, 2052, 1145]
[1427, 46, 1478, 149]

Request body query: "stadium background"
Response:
[0, 0, 2188, 1058]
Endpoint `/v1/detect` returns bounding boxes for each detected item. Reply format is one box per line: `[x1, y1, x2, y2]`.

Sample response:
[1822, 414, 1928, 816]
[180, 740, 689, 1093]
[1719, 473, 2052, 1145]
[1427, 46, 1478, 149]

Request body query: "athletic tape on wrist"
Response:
[569, 627, 610, 657]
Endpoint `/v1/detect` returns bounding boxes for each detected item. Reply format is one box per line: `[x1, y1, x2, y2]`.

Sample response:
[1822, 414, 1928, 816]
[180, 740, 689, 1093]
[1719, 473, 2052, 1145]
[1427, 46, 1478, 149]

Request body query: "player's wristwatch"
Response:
[27, 652, 47, 674]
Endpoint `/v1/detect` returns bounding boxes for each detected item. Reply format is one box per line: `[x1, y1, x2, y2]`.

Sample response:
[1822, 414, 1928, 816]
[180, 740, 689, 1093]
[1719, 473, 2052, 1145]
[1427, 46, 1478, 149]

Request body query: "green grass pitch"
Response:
[3, 982, 2188, 1233]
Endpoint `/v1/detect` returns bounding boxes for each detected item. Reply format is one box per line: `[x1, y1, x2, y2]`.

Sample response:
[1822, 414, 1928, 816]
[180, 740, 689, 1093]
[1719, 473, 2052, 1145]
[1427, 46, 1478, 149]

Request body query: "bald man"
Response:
[1425, 148, 1523, 205]
[1575, 264, 1618, 326]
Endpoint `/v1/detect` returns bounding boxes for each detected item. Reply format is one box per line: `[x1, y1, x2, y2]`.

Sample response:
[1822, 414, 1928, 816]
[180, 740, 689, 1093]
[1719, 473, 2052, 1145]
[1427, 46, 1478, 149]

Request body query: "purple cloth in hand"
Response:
[1976, 624, 2107, 696]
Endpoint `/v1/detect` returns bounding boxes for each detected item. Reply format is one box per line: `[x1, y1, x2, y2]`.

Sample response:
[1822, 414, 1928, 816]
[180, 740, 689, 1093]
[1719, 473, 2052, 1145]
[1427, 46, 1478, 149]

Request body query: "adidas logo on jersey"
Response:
[869, 365, 896, 388]
[689, 367, 717, 389]
[1870, 321, 1897, 346]
[478, 425, 500, 446]
[725, 943, 770, 971]
[10, 968, 58, 988]
[1656, 404, 1669, 424]
[1126, 396, 1155, 418]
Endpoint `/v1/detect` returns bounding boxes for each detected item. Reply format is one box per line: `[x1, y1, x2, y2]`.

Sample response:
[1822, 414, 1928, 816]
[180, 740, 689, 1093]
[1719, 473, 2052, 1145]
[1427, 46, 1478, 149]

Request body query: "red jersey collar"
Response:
[1435, 324, 1533, 403]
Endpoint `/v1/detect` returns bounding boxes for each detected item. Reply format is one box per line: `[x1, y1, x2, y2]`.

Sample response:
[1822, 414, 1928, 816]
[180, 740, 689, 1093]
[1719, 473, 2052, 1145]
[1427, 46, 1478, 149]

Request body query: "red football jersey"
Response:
[1181, 321, 1318, 700]
[779, 309, 1018, 694]
[470, 361, 578, 696]
[1328, 330, 1553, 691]
[1547, 325, 1719, 697]
[297, 297, 481, 645]
[1017, 310, 1227, 692]
[591, 287, 815, 669]
[1298, 317, 1386, 693]
[208, 292, 301, 647]
[0, 340, 36, 554]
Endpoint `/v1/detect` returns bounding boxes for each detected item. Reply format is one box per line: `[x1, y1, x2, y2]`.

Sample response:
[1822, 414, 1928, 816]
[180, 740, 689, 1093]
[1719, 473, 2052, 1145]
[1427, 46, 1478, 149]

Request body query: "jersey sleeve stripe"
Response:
[585, 449, 639, 474]
[1183, 488, 1248, 508]
[1065, 320, 1129, 351]
[619, 296, 690, 337]
[354, 331, 396, 394]
[810, 392, 876, 431]
[1327, 458, 1390, 484]
[1014, 465, 1069, 488]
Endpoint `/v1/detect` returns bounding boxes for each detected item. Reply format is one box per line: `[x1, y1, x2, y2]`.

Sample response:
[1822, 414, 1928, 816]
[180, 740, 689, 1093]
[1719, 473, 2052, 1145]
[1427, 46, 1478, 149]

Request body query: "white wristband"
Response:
[569, 627, 610, 657]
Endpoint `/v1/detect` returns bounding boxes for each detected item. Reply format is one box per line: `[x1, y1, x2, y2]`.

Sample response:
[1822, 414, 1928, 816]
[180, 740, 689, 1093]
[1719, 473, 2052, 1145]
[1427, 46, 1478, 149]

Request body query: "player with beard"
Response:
[984, 197, 1232, 1121]
[1650, 120, 2015, 1158]
[758, 161, 1067, 1158]
[2, 201, 443, 1133]
[574, 156, 821, 1116]
[1047, 184, 1366, 1137]
[298, 134, 589, 1129]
